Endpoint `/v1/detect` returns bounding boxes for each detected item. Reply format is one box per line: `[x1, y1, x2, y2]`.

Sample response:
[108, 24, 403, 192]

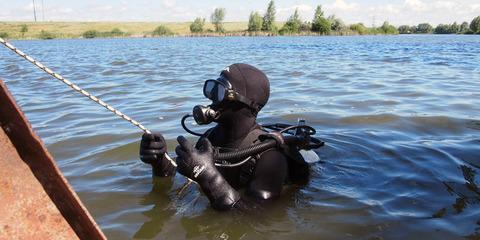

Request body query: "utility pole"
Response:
[32, 0, 37, 22]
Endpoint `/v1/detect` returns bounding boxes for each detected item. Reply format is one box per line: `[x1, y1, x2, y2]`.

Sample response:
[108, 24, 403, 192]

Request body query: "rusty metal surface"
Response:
[0, 80, 106, 240]
[0, 127, 79, 240]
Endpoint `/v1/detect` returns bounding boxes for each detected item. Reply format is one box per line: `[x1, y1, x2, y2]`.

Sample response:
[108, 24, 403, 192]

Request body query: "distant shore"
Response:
[0, 21, 478, 41]
[0, 21, 392, 40]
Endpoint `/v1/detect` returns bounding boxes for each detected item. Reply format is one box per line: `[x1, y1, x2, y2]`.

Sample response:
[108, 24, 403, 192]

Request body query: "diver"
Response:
[139, 63, 319, 210]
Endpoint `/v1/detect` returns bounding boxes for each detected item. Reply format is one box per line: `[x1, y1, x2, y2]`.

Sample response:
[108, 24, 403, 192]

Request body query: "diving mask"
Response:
[203, 75, 263, 112]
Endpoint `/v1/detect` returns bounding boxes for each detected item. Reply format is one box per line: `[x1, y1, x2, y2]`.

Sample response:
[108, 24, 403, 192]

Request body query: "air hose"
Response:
[181, 114, 324, 166]
[214, 139, 277, 162]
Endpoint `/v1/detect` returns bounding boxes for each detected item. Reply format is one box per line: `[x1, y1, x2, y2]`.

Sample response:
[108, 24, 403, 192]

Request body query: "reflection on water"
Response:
[435, 165, 480, 239]
[0, 35, 479, 239]
[133, 178, 175, 239]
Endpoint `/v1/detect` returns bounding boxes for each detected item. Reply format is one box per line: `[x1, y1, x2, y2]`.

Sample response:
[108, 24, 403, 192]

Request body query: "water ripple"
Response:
[1, 35, 479, 239]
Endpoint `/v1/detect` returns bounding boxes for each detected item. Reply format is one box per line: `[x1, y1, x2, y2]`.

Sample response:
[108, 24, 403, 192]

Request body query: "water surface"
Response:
[1, 35, 480, 239]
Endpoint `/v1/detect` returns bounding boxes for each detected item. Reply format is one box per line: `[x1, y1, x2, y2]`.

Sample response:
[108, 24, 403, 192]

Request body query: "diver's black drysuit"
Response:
[140, 64, 308, 210]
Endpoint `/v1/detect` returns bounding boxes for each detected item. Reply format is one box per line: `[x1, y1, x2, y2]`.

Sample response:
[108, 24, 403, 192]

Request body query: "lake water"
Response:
[1, 35, 480, 239]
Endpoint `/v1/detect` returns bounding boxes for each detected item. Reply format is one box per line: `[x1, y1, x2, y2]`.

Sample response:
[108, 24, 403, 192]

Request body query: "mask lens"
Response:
[216, 84, 225, 102]
[204, 80, 215, 99]
[203, 80, 226, 103]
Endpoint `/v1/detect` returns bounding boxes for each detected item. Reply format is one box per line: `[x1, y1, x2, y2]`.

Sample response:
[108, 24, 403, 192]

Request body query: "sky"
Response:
[0, 0, 479, 26]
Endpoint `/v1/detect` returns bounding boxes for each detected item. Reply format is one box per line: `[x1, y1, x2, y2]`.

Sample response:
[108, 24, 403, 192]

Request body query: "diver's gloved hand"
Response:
[175, 136, 240, 210]
[175, 136, 215, 181]
[140, 132, 167, 164]
[140, 132, 176, 177]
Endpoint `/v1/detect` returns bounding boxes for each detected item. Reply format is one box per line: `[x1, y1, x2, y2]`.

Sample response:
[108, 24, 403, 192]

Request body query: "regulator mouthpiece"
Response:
[192, 105, 219, 125]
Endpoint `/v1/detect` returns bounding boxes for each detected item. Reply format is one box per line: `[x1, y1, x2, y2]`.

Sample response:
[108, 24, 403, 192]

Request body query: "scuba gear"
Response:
[178, 63, 323, 201]
[175, 136, 240, 210]
[192, 105, 219, 125]
[203, 75, 264, 112]
[214, 122, 324, 166]
[141, 63, 324, 210]
[190, 64, 271, 126]
[220, 64, 270, 112]
[181, 114, 324, 167]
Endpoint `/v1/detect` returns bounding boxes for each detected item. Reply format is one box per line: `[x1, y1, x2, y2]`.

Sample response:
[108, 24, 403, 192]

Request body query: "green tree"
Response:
[379, 21, 398, 34]
[350, 23, 368, 35]
[434, 24, 452, 34]
[450, 22, 459, 34]
[300, 21, 311, 32]
[248, 11, 263, 31]
[190, 17, 205, 33]
[459, 21, 470, 33]
[39, 30, 55, 40]
[328, 15, 346, 31]
[210, 8, 225, 33]
[409, 25, 417, 34]
[110, 28, 124, 37]
[153, 25, 173, 36]
[398, 25, 411, 34]
[0, 32, 8, 39]
[471, 16, 480, 33]
[20, 24, 28, 38]
[262, 0, 276, 32]
[311, 5, 330, 34]
[280, 8, 302, 34]
[416, 23, 433, 33]
[82, 30, 98, 38]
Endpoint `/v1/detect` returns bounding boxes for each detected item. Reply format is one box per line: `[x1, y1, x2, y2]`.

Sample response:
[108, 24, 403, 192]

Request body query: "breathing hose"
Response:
[214, 139, 277, 162]
[181, 114, 324, 166]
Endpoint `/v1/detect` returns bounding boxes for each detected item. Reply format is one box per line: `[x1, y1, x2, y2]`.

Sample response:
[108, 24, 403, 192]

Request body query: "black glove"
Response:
[140, 132, 176, 177]
[140, 132, 167, 164]
[175, 136, 240, 210]
[175, 136, 215, 181]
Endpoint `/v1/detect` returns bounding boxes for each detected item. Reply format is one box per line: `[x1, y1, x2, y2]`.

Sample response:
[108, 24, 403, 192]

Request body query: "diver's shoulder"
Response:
[258, 148, 288, 161]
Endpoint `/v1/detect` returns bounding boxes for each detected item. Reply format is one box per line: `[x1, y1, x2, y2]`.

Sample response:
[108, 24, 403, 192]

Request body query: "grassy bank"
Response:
[1, 21, 377, 40]
[0, 22, 255, 39]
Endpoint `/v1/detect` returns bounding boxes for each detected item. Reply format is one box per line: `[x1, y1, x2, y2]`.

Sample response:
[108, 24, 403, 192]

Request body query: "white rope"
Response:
[0, 37, 177, 167]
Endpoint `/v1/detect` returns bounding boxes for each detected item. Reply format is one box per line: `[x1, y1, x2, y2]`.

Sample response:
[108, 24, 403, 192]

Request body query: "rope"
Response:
[0, 37, 177, 167]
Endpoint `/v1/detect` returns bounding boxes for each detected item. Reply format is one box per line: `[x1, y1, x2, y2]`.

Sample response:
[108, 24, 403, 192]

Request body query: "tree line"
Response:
[1, 1, 479, 39]
[398, 17, 480, 34]
[186, 0, 480, 36]
[184, 1, 398, 35]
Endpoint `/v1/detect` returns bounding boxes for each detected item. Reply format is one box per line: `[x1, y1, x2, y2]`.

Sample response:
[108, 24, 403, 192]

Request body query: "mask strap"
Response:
[218, 75, 263, 112]
[233, 92, 263, 112]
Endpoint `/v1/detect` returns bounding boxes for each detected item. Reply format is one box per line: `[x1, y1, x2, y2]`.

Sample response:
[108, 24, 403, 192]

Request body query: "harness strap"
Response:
[237, 126, 266, 186]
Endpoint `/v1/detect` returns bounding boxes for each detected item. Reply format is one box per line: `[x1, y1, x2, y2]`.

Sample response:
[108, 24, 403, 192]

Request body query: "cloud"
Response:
[404, 0, 427, 11]
[433, 0, 456, 9]
[369, 4, 401, 15]
[91, 5, 114, 12]
[295, 4, 314, 12]
[1, 0, 479, 25]
[278, 4, 313, 13]
[320, 0, 480, 25]
[23, 3, 34, 11]
[163, 0, 176, 8]
[329, 0, 359, 11]
[51, 7, 73, 14]
[277, 4, 314, 20]
[323, 0, 360, 19]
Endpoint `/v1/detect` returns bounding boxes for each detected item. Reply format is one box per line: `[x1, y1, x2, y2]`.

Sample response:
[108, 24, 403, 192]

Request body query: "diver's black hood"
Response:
[220, 63, 270, 113]
[201, 64, 270, 146]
